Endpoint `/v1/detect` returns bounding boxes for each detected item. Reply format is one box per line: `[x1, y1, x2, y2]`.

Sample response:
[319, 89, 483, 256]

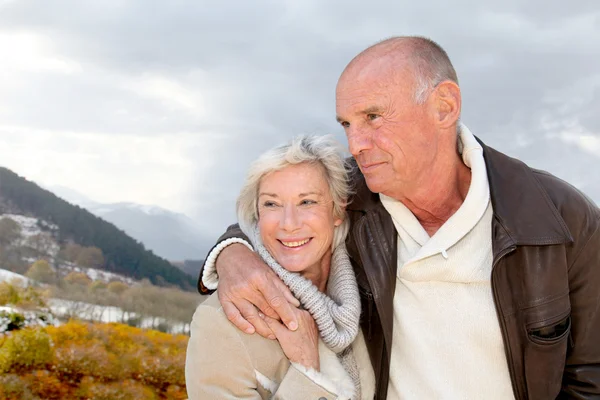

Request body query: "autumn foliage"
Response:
[0, 321, 188, 399]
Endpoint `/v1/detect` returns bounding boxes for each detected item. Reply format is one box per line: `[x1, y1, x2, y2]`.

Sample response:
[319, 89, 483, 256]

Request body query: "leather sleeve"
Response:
[197, 224, 249, 294]
[560, 216, 600, 398]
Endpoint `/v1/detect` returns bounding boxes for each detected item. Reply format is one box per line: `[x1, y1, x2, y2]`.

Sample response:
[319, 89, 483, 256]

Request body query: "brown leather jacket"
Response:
[199, 139, 600, 400]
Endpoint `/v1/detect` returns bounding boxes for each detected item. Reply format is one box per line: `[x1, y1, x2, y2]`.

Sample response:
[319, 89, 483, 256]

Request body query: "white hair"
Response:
[236, 135, 351, 250]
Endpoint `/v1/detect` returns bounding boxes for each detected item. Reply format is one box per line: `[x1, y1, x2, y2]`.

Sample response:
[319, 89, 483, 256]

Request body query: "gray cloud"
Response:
[0, 0, 598, 242]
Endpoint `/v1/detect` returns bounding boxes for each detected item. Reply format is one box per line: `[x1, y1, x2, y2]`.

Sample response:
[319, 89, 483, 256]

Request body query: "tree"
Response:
[61, 243, 83, 263]
[0, 218, 21, 247]
[89, 281, 107, 291]
[106, 281, 128, 296]
[75, 247, 104, 269]
[25, 233, 56, 259]
[63, 272, 92, 286]
[26, 260, 56, 285]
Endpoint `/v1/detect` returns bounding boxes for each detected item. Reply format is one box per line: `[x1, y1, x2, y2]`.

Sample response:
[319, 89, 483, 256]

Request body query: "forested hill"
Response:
[0, 167, 195, 290]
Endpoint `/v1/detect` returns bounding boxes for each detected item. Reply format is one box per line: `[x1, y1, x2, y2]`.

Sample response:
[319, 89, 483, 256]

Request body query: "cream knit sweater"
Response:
[382, 125, 514, 399]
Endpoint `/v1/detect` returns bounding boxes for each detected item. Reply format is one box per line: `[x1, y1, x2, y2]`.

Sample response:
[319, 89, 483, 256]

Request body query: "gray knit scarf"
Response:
[250, 227, 362, 399]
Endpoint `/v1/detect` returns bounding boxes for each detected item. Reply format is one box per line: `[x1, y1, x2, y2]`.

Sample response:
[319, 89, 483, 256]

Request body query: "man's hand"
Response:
[216, 243, 300, 338]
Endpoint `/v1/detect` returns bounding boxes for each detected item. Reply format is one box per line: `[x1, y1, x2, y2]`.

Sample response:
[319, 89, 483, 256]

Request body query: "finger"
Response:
[260, 282, 299, 331]
[262, 314, 288, 339]
[240, 303, 276, 340]
[221, 299, 255, 334]
[247, 287, 280, 320]
[273, 278, 300, 308]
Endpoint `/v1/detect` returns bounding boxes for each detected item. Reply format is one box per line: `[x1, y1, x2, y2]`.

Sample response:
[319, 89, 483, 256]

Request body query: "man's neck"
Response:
[387, 157, 472, 237]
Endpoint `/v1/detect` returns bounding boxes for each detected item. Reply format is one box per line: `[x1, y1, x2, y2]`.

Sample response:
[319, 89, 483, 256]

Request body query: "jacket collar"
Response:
[478, 138, 572, 245]
[346, 137, 573, 246]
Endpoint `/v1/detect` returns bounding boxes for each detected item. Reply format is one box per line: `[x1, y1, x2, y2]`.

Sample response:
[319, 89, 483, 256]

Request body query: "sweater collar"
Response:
[379, 123, 491, 259]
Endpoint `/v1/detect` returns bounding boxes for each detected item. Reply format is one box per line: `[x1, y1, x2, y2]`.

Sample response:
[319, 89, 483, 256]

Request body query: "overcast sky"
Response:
[0, 0, 598, 240]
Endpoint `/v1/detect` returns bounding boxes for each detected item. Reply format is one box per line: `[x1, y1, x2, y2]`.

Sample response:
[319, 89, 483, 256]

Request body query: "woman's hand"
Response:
[261, 307, 320, 371]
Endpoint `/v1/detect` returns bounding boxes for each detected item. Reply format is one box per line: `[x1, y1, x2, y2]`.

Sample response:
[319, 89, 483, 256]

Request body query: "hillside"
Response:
[0, 167, 195, 290]
[49, 184, 212, 261]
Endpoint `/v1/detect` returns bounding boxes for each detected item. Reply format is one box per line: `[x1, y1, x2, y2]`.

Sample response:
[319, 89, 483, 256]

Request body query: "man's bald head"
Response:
[340, 36, 459, 104]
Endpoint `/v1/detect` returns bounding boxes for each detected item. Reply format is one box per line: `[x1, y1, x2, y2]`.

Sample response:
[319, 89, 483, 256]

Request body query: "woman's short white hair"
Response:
[237, 135, 351, 250]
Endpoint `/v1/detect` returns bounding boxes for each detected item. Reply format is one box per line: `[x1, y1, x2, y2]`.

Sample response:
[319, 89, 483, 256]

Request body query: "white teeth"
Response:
[281, 239, 310, 248]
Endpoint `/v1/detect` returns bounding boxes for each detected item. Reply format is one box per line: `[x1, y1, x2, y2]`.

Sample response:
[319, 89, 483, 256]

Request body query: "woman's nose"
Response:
[280, 205, 301, 231]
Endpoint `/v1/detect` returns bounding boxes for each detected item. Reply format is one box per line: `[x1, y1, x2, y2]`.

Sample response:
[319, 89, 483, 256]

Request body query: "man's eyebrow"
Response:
[362, 106, 383, 114]
[336, 106, 383, 123]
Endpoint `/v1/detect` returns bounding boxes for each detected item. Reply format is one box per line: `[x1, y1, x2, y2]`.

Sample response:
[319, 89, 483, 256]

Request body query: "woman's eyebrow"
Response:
[258, 192, 278, 197]
[299, 191, 322, 197]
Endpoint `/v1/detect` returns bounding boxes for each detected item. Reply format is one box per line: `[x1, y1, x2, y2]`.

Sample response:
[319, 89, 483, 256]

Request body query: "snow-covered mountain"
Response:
[49, 186, 211, 263]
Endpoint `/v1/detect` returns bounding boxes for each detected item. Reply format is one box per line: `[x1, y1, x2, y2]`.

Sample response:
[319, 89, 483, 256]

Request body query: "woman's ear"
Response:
[334, 206, 346, 227]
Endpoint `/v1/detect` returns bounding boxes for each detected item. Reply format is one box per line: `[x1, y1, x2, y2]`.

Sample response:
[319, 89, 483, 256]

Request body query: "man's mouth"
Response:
[360, 162, 385, 172]
[279, 238, 311, 248]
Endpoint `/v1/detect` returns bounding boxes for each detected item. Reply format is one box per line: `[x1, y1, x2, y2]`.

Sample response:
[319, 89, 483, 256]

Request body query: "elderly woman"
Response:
[185, 135, 375, 400]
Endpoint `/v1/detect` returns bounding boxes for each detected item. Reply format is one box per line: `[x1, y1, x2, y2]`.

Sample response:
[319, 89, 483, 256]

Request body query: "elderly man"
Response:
[198, 37, 600, 399]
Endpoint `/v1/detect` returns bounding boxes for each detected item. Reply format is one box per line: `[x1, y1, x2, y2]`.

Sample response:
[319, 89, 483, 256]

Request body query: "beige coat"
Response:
[185, 293, 375, 400]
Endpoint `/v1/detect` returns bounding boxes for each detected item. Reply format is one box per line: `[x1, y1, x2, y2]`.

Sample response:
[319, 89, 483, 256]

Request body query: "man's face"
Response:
[335, 62, 439, 198]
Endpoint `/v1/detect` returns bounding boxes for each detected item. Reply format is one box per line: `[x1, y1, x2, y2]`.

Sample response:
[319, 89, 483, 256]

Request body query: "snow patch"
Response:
[0, 269, 30, 286]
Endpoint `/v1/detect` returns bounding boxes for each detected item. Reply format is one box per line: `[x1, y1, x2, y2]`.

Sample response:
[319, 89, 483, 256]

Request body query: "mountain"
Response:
[49, 186, 211, 261]
[0, 167, 196, 290]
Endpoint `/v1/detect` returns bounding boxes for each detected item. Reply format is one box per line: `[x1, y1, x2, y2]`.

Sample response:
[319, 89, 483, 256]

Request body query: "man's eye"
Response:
[340, 121, 350, 128]
[367, 114, 379, 121]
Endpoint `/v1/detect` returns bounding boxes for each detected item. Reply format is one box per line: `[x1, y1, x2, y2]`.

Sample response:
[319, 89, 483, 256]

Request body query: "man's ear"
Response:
[432, 80, 461, 128]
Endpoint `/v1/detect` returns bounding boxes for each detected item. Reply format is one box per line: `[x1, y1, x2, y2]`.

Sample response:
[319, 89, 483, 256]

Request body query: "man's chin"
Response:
[364, 179, 385, 194]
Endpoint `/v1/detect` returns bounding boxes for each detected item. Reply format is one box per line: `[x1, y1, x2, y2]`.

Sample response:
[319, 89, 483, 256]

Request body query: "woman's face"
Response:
[257, 162, 342, 274]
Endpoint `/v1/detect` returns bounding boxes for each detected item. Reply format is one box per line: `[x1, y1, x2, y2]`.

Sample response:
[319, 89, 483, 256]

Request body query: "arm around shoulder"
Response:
[197, 224, 252, 294]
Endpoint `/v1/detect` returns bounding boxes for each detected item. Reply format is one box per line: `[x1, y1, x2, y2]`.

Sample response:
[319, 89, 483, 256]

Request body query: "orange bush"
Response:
[53, 342, 121, 382]
[76, 377, 158, 400]
[25, 370, 71, 399]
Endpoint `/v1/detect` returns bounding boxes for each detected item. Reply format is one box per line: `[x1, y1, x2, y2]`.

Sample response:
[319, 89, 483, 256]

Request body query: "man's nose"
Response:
[280, 205, 301, 231]
[346, 125, 372, 156]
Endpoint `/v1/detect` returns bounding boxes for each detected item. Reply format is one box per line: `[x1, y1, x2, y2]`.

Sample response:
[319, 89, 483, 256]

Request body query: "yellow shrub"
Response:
[44, 321, 189, 393]
[165, 384, 188, 400]
[0, 373, 37, 400]
[0, 282, 21, 306]
[46, 319, 97, 345]
[0, 328, 52, 373]
[138, 353, 186, 390]
[53, 343, 120, 381]
[76, 377, 157, 400]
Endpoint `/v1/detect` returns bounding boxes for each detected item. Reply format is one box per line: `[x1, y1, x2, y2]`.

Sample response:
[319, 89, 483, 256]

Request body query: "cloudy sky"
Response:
[0, 0, 598, 241]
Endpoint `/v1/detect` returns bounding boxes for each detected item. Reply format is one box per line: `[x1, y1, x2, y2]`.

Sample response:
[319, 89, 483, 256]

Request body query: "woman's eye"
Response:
[262, 201, 278, 208]
[300, 199, 316, 206]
